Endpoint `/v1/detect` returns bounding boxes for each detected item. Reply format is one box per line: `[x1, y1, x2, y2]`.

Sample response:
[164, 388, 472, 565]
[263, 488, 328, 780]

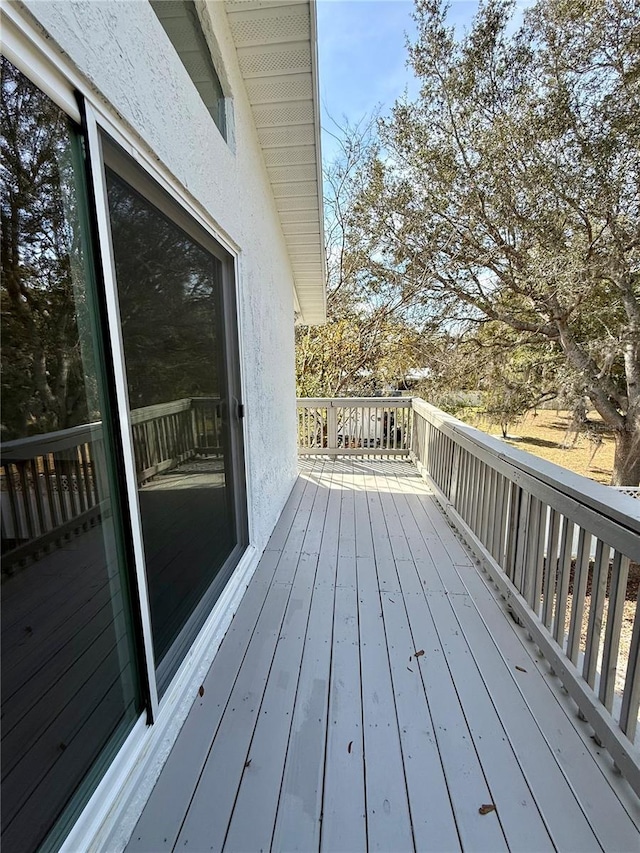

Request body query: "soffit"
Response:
[224, 0, 326, 324]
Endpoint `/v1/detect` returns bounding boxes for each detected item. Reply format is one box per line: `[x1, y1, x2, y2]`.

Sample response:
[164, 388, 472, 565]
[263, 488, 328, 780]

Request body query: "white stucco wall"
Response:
[23, 0, 299, 552]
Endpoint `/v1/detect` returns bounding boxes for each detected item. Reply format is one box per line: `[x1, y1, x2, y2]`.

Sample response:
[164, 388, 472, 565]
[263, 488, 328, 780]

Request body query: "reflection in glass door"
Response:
[103, 142, 246, 695]
[0, 58, 142, 852]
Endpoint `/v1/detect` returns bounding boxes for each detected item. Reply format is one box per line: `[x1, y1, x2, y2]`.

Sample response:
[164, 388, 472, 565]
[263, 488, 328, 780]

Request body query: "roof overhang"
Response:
[224, 0, 326, 324]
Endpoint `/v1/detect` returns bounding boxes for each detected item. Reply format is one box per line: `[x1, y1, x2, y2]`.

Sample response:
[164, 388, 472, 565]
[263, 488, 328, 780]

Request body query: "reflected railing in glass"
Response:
[1, 398, 222, 571]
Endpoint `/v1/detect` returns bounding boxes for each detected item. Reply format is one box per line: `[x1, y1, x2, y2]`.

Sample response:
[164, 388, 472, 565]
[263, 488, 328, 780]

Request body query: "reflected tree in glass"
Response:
[1, 58, 141, 853]
[1, 58, 96, 439]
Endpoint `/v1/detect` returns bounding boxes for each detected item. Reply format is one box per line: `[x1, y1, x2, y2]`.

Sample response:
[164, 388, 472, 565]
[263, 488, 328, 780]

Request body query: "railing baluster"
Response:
[42, 453, 59, 529]
[620, 587, 640, 742]
[29, 458, 47, 537]
[327, 403, 337, 451]
[78, 446, 90, 513]
[475, 457, 484, 534]
[505, 482, 520, 583]
[482, 461, 491, 542]
[4, 462, 22, 542]
[17, 460, 35, 540]
[599, 551, 630, 712]
[71, 450, 86, 515]
[449, 442, 460, 506]
[526, 499, 545, 616]
[79, 443, 93, 508]
[491, 472, 504, 564]
[583, 539, 611, 688]
[542, 509, 561, 629]
[489, 470, 501, 560]
[463, 451, 472, 524]
[567, 528, 591, 664]
[482, 465, 496, 548]
[466, 447, 475, 527]
[52, 452, 70, 524]
[553, 517, 574, 646]
[476, 457, 485, 533]
[459, 450, 468, 521]
[513, 490, 530, 595]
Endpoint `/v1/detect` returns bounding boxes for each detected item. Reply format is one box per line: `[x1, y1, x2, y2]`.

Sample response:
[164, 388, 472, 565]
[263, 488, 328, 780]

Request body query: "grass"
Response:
[458, 408, 615, 486]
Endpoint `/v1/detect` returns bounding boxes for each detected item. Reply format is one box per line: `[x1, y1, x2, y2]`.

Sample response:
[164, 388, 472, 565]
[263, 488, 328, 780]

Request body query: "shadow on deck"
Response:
[126, 458, 639, 852]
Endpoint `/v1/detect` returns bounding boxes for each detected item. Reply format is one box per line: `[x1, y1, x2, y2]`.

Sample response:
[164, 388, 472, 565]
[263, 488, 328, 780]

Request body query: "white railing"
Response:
[297, 397, 413, 456]
[410, 398, 640, 795]
[296, 397, 640, 792]
[130, 397, 222, 484]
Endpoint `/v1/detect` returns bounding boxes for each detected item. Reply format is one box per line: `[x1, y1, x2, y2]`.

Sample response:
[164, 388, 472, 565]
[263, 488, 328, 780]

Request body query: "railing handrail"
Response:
[412, 398, 640, 561]
[1, 422, 102, 459]
[129, 395, 220, 424]
[129, 397, 192, 424]
[297, 396, 410, 408]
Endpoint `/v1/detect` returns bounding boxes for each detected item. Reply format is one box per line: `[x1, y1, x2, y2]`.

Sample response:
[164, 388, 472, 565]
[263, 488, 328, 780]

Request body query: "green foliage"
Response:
[106, 173, 222, 410]
[1, 58, 93, 439]
[296, 116, 436, 398]
[344, 0, 640, 483]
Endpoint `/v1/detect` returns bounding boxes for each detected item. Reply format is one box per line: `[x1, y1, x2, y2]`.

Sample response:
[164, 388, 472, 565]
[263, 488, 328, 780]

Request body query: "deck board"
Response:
[127, 459, 639, 853]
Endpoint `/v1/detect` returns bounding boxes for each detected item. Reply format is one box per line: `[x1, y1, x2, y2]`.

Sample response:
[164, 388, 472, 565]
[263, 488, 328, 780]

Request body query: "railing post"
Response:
[327, 401, 337, 452]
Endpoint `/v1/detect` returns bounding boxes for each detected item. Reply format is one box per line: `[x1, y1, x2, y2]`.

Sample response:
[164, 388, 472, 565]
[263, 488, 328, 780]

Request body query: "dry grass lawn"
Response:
[462, 408, 615, 485]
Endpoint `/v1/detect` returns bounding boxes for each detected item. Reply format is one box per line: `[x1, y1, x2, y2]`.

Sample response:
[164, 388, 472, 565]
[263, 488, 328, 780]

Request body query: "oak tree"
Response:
[352, 0, 640, 484]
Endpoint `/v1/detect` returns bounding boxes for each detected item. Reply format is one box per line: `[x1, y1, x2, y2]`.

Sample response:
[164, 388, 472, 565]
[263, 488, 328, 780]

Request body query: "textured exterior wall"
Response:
[23, 0, 299, 552]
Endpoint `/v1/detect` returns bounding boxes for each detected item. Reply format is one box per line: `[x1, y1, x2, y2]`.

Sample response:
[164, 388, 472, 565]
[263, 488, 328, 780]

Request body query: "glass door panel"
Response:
[103, 146, 245, 695]
[1, 58, 142, 852]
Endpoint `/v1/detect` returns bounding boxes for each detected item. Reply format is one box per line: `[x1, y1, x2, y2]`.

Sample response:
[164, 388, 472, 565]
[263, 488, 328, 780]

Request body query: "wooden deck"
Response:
[126, 459, 640, 853]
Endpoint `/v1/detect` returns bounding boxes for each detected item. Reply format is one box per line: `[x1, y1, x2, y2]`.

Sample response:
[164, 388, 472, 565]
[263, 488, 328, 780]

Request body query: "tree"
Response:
[1, 57, 93, 439]
[350, 0, 640, 484]
[296, 117, 435, 398]
[106, 172, 223, 410]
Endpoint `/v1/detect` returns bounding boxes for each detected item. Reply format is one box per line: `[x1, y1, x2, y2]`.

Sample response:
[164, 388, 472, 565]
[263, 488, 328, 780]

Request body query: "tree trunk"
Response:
[611, 425, 640, 487]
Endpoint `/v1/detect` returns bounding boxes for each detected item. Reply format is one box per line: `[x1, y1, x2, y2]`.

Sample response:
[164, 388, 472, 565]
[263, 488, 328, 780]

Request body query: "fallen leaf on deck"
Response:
[479, 804, 496, 815]
[244, 759, 252, 768]
[199, 685, 205, 697]
[414, 650, 425, 658]
[348, 741, 353, 754]
[515, 666, 527, 673]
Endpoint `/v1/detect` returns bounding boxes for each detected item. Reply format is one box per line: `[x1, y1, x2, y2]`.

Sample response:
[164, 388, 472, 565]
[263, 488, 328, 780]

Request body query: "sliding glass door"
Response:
[102, 139, 247, 695]
[1, 58, 142, 852]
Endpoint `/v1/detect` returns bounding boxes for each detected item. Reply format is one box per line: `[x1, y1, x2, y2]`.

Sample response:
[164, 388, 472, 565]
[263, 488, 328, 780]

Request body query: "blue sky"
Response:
[316, 1, 527, 161]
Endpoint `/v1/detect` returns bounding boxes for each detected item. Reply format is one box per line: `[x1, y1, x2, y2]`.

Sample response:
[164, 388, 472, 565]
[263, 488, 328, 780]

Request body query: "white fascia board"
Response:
[225, 0, 327, 325]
